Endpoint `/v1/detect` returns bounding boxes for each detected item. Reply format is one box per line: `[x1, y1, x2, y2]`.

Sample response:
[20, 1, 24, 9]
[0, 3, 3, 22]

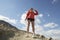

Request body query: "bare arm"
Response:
[34, 10, 38, 15]
[25, 11, 29, 20]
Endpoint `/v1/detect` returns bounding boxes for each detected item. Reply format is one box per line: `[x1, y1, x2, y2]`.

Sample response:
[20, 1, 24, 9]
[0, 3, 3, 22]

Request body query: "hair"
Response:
[30, 8, 33, 10]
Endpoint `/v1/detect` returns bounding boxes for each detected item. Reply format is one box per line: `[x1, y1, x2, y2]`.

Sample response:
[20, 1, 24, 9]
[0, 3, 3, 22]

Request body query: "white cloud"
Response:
[45, 29, 60, 40]
[46, 30, 60, 35]
[52, 0, 58, 4]
[38, 14, 43, 18]
[35, 25, 44, 34]
[35, 14, 44, 24]
[44, 22, 58, 28]
[20, 11, 28, 26]
[35, 17, 41, 24]
[0, 15, 17, 24]
[48, 14, 50, 17]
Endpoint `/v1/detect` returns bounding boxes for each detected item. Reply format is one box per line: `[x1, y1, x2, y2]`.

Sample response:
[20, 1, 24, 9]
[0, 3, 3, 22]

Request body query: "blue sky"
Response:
[0, 0, 60, 40]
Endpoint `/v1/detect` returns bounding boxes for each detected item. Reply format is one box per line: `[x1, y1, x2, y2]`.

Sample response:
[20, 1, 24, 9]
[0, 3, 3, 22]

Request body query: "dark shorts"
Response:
[27, 18, 35, 21]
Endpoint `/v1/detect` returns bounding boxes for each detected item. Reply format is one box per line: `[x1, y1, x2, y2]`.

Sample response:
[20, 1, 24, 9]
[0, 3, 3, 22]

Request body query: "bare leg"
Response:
[27, 20, 30, 33]
[25, 20, 30, 37]
[31, 21, 35, 34]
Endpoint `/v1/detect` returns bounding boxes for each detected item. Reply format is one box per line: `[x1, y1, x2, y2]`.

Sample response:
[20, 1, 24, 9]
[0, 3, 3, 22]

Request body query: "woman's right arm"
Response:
[34, 10, 38, 15]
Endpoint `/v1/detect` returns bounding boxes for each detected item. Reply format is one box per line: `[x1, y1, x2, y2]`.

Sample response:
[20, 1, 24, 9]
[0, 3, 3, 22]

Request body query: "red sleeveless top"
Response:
[26, 10, 38, 19]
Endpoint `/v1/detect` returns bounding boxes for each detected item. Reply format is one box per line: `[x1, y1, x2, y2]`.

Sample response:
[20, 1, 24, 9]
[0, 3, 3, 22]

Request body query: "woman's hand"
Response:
[34, 10, 37, 12]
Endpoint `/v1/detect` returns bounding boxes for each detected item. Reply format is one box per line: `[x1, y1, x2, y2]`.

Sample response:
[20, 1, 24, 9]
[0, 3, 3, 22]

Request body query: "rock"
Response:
[0, 20, 52, 40]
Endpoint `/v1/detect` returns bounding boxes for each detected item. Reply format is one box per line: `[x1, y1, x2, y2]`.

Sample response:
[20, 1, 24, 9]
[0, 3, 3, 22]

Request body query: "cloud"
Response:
[20, 11, 28, 26]
[52, 0, 58, 4]
[38, 14, 43, 18]
[44, 22, 58, 28]
[45, 29, 60, 40]
[47, 14, 50, 17]
[46, 30, 60, 36]
[35, 16, 41, 24]
[0, 15, 17, 24]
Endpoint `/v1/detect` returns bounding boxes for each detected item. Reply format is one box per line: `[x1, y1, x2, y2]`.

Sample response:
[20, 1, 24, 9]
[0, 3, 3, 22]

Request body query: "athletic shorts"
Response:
[27, 18, 35, 21]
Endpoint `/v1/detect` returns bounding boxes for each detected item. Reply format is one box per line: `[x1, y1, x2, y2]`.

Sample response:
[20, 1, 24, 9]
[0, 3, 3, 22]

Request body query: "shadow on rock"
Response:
[0, 29, 15, 40]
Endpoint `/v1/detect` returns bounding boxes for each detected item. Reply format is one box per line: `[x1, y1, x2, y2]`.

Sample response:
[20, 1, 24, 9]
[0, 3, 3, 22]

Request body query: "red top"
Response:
[26, 10, 38, 19]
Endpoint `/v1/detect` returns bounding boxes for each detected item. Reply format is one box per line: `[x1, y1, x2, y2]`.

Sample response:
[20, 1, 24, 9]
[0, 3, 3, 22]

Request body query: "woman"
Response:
[25, 8, 38, 37]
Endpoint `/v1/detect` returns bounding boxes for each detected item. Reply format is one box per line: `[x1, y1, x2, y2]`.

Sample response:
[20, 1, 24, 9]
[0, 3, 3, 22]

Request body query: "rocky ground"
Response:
[0, 20, 52, 40]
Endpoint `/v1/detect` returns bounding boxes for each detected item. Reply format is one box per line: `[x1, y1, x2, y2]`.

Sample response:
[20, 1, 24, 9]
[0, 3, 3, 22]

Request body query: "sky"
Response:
[0, 0, 60, 40]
